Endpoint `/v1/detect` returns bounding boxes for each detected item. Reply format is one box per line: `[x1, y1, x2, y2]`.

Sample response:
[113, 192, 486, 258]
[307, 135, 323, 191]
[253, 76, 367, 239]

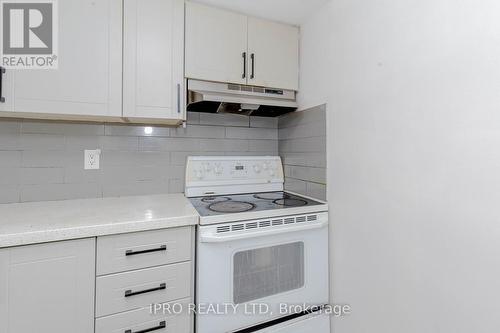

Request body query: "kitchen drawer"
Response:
[96, 262, 191, 317]
[95, 298, 192, 333]
[97, 227, 192, 275]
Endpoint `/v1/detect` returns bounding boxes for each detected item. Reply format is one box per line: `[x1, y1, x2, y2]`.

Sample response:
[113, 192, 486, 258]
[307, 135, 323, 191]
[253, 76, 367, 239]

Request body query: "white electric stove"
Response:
[185, 156, 330, 333]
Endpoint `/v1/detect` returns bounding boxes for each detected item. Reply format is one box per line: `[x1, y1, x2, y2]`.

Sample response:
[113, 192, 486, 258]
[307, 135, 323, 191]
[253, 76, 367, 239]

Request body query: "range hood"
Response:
[186, 79, 298, 117]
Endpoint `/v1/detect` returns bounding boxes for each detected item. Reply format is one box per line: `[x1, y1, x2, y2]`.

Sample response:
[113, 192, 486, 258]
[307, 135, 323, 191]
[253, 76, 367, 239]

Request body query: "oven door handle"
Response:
[200, 220, 328, 243]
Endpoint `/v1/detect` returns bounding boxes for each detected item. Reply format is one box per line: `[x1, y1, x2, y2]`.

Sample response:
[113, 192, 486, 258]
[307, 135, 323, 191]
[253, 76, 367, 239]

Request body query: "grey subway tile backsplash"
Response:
[0, 168, 19, 185]
[139, 137, 201, 152]
[284, 178, 308, 194]
[104, 124, 170, 137]
[0, 134, 20, 150]
[20, 183, 102, 203]
[306, 182, 327, 201]
[21, 151, 83, 168]
[19, 167, 65, 185]
[199, 139, 249, 152]
[64, 168, 102, 184]
[250, 117, 278, 129]
[0, 112, 279, 203]
[0, 185, 20, 203]
[248, 140, 279, 152]
[170, 125, 226, 139]
[0, 108, 327, 204]
[281, 152, 327, 168]
[279, 104, 327, 200]
[102, 151, 171, 167]
[19, 134, 66, 151]
[199, 113, 249, 127]
[101, 136, 139, 151]
[0, 120, 21, 134]
[186, 112, 200, 125]
[278, 104, 326, 128]
[226, 127, 278, 140]
[64, 135, 101, 150]
[101, 180, 169, 198]
[278, 121, 326, 140]
[22, 121, 105, 136]
[0, 151, 22, 167]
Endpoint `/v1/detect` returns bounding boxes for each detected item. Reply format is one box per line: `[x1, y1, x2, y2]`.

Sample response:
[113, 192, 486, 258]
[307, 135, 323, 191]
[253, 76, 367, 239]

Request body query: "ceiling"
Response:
[191, 0, 330, 25]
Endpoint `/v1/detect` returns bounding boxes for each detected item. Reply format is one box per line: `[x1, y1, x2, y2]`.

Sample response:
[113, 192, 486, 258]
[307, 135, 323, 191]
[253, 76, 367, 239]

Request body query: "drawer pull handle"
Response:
[242, 52, 247, 79]
[124, 320, 166, 333]
[250, 53, 255, 79]
[177, 83, 181, 114]
[0, 66, 5, 103]
[124, 283, 166, 297]
[125, 245, 167, 256]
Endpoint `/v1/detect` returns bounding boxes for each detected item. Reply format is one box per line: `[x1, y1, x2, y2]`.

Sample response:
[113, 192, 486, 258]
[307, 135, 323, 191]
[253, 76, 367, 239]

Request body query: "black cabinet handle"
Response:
[250, 53, 255, 79]
[242, 52, 247, 79]
[0, 66, 5, 103]
[177, 83, 181, 114]
[124, 283, 166, 297]
[124, 321, 166, 333]
[125, 245, 167, 256]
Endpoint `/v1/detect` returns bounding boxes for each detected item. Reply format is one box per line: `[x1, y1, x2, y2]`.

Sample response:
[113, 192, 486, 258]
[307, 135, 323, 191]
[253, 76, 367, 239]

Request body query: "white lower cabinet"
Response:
[96, 227, 192, 275]
[95, 297, 191, 333]
[96, 227, 195, 333]
[0, 226, 194, 333]
[0, 238, 96, 333]
[96, 262, 191, 317]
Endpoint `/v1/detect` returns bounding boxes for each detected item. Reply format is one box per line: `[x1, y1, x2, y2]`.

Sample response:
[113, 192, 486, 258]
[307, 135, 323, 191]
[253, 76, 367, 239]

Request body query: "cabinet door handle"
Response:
[177, 83, 181, 114]
[124, 283, 166, 297]
[0, 66, 5, 103]
[125, 245, 167, 256]
[250, 53, 255, 79]
[242, 52, 247, 79]
[124, 321, 166, 333]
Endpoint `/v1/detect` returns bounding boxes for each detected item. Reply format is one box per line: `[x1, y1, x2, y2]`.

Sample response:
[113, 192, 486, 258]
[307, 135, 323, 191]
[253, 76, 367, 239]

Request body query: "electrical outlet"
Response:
[84, 149, 101, 170]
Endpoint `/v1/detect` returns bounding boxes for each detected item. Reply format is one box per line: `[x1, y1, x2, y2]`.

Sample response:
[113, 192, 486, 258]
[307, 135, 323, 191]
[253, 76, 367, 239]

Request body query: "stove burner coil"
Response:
[208, 201, 256, 213]
[273, 198, 308, 207]
[253, 192, 289, 200]
[201, 196, 231, 203]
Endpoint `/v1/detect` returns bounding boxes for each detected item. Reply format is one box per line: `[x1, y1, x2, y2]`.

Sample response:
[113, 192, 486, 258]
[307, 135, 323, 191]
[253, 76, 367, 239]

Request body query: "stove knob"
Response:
[253, 165, 261, 173]
[214, 166, 223, 175]
[204, 164, 212, 172]
[263, 163, 269, 170]
[195, 170, 203, 179]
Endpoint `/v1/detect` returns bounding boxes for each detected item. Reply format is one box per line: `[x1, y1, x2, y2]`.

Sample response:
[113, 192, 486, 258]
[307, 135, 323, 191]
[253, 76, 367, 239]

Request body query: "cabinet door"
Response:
[185, 1, 248, 85]
[0, 0, 122, 117]
[123, 0, 185, 120]
[247, 17, 299, 91]
[0, 238, 95, 333]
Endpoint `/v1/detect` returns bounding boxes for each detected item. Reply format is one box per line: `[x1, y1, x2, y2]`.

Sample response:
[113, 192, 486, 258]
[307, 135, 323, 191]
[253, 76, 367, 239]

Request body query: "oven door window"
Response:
[233, 242, 305, 304]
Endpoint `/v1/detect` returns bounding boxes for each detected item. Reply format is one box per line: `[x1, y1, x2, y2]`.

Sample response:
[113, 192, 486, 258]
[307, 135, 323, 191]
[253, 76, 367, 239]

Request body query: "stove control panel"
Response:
[185, 156, 284, 188]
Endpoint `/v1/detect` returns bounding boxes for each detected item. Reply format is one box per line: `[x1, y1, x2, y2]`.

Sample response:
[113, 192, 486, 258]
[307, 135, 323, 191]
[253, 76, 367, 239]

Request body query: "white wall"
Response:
[299, 0, 500, 332]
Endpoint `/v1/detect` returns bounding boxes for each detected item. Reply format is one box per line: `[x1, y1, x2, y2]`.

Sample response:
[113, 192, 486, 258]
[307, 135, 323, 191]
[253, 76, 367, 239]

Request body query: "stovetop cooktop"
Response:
[188, 191, 323, 217]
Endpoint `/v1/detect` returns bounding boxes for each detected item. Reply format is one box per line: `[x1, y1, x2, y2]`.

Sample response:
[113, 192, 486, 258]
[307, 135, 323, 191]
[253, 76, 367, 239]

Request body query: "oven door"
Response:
[196, 212, 329, 333]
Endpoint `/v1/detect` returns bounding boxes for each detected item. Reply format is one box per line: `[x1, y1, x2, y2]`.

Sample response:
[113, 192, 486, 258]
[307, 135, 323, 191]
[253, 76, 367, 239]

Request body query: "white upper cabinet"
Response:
[247, 17, 299, 91]
[185, 1, 248, 85]
[123, 0, 185, 121]
[0, 0, 122, 118]
[185, 1, 300, 91]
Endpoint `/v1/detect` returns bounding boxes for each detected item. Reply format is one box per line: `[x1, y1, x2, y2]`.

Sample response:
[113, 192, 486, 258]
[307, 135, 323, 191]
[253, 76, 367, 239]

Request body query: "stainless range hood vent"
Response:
[187, 80, 297, 117]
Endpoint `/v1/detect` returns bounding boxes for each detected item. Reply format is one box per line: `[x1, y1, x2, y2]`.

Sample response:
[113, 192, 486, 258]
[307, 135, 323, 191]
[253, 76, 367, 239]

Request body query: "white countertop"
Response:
[0, 194, 199, 248]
